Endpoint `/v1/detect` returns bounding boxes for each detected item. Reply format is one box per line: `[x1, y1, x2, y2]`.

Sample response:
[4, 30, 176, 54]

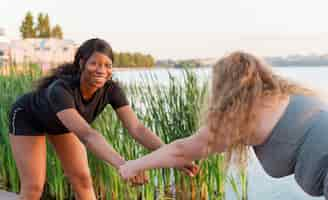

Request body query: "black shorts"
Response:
[8, 94, 71, 136]
[9, 105, 44, 136]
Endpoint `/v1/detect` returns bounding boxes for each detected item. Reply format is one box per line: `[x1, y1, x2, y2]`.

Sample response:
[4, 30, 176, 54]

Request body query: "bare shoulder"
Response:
[251, 95, 290, 146]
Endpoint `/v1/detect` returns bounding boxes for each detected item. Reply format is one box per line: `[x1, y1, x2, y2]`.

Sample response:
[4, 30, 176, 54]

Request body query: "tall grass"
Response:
[0, 66, 247, 199]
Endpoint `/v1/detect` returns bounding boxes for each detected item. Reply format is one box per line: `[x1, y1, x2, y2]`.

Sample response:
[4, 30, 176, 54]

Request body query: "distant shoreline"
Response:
[272, 65, 328, 67]
[114, 64, 328, 69]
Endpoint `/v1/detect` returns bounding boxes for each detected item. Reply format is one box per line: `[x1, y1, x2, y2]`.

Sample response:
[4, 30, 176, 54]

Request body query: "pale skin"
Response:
[10, 52, 181, 200]
[119, 95, 291, 180]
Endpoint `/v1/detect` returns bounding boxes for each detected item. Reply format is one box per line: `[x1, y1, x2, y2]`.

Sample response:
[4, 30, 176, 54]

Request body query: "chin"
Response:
[92, 82, 106, 89]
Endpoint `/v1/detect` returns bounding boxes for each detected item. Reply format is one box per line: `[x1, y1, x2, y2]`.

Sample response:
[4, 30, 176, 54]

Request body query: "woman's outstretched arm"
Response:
[57, 109, 126, 169]
[115, 105, 164, 151]
[119, 126, 225, 180]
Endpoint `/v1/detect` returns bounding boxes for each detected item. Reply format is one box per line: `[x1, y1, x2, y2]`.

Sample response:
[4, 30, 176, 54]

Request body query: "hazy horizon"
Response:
[2, 0, 328, 60]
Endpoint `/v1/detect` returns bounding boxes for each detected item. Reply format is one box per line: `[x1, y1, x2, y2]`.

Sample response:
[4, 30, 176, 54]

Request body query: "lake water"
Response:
[114, 66, 328, 200]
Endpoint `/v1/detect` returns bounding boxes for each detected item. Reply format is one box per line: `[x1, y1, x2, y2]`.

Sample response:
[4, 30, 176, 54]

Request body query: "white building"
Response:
[10, 38, 77, 68]
[0, 27, 77, 68]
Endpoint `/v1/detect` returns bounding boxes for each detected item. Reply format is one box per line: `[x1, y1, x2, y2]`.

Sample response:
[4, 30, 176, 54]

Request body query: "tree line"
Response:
[20, 12, 63, 39]
[113, 52, 154, 68]
[19, 12, 155, 67]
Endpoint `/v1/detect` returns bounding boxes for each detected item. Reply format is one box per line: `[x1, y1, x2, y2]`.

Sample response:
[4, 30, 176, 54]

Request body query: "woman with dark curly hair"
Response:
[120, 51, 328, 199]
[8, 38, 197, 200]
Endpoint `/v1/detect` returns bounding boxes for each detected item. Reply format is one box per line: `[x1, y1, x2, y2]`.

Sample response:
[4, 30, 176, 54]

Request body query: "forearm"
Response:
[130, 125, 164, 151]
[57, 109, 126, 169]
[80, 129, 125, 169]
[128, 139, 195, 172]
[128, 128, 213, 172]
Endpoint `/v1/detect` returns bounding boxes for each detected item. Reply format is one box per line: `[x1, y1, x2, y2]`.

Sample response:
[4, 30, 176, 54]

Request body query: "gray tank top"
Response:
[253, 95, 328, 178]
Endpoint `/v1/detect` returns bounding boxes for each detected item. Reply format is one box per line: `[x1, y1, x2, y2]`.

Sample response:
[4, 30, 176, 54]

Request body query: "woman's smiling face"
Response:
[81, 51, 113, 89]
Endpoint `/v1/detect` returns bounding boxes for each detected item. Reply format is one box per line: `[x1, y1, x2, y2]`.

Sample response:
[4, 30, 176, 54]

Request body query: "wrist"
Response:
[113, 159, 126, 170]
[156, 142, 165, 150]
[132, 159, 147, 172]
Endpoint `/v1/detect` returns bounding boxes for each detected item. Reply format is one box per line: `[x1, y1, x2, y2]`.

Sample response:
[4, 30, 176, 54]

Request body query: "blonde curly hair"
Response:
[206, 51, 315, 169]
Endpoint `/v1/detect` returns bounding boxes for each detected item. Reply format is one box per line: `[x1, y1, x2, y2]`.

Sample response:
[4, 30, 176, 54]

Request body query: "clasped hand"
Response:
[119, 161, 199, 186]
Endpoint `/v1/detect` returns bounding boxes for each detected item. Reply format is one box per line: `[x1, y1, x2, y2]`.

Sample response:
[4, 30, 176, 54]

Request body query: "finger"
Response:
[186, 166, 198, 177]
[139, 172, 146, 183]
[145, 173, 149, 183]
[134, 180, 143, 186]
[183, 164, 199, 176]
[140, 173, 147, 184]
[135, 175, 143, 185]
[181, 168, 194, 177]
[143, 173, 149, 184]
[135, 176, 141, 185]
[131, 176, 138, 186]
[192, 165, 200, 174]
[139, 173, 148, 185]
[135, 175, 144, 186]
[137, 174, 144, 185]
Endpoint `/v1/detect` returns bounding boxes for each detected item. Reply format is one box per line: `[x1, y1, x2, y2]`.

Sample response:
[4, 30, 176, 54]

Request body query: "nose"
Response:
[96, 64, 110, 73]
[96, 64, 112, 78]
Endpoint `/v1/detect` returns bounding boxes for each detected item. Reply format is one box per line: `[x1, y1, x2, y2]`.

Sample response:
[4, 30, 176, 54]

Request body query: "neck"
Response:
[79, 75, 98, 101]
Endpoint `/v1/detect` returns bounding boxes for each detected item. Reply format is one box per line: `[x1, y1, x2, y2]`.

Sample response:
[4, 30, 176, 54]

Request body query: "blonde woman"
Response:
[120, 51, 328, 198]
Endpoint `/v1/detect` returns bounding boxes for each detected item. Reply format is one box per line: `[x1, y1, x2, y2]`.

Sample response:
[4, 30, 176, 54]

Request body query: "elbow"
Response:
[78, 134, 90, 146]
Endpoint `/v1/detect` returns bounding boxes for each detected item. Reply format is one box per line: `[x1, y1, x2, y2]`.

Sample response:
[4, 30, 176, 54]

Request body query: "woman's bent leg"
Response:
[48, 133, 96, 200]
[9, 135, 46, 200]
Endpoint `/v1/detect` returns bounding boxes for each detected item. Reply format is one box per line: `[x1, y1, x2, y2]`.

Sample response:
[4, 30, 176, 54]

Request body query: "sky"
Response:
[1, 0, 328, 60]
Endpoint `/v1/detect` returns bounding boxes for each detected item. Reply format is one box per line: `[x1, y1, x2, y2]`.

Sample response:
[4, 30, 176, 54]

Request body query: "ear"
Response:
[79, 59, 84, 71]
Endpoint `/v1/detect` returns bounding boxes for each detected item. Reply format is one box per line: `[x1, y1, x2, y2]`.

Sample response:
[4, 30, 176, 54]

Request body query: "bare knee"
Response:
[20, 182, 44, 199]
[67, 171, 93, 189]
